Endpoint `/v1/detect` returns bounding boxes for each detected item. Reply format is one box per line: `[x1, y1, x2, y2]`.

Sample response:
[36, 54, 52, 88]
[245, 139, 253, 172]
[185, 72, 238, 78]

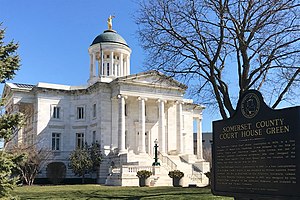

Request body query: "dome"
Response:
[91, 30, 128, 47]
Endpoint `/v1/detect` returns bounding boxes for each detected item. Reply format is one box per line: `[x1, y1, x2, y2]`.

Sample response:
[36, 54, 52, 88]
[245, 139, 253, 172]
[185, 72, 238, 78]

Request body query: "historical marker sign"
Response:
[212, 90, 300, 199]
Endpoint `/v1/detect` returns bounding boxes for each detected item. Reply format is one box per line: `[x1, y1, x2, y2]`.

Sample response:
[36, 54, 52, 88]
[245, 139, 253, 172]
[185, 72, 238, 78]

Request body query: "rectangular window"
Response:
[76, 133, 85, 148]
[93, 104, 96, 118]
[52, 133, 60, 151]
[53, 106, 61, 119]
[125, 103, 128, 116]
[77, 107, 84, 119]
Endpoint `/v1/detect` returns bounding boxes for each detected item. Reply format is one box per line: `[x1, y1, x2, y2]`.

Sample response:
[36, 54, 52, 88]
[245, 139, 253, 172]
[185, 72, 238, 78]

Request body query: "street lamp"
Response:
[152, 139, 160, 166]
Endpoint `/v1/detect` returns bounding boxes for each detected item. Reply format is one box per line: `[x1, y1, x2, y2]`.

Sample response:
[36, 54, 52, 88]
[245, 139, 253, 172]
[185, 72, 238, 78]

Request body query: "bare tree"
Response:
[135, 0, 300, 119]
[12, 144, 51, 185]
[7, 104, 50, 186]
[203, 148, 212, 167]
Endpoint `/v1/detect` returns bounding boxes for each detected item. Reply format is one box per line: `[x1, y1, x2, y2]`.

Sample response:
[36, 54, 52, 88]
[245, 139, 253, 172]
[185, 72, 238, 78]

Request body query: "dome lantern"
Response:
[88, 17, 132, 85]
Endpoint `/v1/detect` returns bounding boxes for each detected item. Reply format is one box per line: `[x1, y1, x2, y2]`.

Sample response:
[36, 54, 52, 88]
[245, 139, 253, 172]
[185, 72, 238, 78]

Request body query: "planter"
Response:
[136, 170, 152, 187]
[168, 170, 184, 187]
[139, 177, 150, 187]
[172, 177, 183, 187]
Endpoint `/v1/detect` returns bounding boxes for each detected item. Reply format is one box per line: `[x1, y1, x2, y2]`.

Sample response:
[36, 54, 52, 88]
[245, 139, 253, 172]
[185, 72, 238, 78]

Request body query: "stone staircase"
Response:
[150, 174, 172, 186]
[102, 151, 209, 187]
[166, 155, 203, 187]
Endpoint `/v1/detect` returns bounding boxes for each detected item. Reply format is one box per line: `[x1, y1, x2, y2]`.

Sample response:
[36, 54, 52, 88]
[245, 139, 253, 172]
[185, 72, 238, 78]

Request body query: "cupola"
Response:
[88, 16, 132, 84]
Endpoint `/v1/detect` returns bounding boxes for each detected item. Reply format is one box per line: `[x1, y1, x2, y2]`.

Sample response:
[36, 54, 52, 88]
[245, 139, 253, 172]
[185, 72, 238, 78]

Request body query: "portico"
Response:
[114, 92, 204, 159]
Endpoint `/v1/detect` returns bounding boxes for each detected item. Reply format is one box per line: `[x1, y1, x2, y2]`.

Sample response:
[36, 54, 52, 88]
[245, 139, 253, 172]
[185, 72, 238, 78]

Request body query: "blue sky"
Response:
[0, 0, 218, 132]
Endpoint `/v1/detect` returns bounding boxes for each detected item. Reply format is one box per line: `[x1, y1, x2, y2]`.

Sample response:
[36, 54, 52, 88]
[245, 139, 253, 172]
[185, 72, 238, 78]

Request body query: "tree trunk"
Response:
[82, 173, 85, 184]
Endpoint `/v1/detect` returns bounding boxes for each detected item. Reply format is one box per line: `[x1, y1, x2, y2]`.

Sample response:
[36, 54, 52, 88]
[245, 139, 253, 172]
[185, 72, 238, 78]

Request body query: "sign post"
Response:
[212, 90, 300, 200]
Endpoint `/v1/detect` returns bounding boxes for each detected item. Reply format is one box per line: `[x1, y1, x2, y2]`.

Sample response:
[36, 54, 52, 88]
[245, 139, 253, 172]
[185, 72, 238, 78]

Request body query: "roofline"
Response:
[90, 40, 130, 48]
[113, 70, 188, 90]
[90, 29, 129, 47]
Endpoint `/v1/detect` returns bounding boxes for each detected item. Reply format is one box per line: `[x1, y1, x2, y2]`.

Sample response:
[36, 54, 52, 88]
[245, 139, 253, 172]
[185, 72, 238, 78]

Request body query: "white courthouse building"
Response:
[2, 19, 209, 186]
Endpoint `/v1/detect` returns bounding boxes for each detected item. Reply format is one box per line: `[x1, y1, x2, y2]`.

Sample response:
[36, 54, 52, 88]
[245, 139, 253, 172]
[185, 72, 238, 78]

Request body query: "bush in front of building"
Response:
[68, 142, 102, 184]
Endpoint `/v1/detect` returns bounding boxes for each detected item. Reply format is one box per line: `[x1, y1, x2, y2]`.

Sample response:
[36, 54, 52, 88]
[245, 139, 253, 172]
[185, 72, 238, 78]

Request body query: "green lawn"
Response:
[12, 185, 233, 200]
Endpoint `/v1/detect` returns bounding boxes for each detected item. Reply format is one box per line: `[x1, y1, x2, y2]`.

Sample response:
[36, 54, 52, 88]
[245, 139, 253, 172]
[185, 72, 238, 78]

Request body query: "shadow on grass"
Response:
[79, 188, 213, 200]
[14, 185, 232, 200]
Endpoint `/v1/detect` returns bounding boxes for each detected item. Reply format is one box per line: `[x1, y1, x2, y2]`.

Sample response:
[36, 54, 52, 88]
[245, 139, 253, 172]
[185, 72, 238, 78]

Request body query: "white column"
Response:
[157, 99, 166, 154]
[118, 94, 127, 154]
[99, 51, 103, 76]
[123, 60, 126, 77]
[113, 54, 118, 76]
[113, 63, 116, 77]
[120, 53, 124, 76]
[196, 117, 204, 160]
[103, 53, 107, 76]
[126, 55, 130, 75]
[110, 51, 114, 76]
[138, 97, 147, 153]
[176, 101, 183, 154]
[90, 54, 95, 78]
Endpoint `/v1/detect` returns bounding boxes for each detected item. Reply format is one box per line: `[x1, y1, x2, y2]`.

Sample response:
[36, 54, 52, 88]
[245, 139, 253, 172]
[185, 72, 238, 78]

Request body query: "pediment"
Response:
[115, 70, 187, 90]
[2, 83, 17, 99]
[2, 84, 11, 99]
[2, 83, 36, 100]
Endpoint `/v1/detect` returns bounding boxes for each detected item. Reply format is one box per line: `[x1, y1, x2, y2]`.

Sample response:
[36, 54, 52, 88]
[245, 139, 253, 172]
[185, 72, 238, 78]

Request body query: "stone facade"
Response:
[2, 25, 209, 186]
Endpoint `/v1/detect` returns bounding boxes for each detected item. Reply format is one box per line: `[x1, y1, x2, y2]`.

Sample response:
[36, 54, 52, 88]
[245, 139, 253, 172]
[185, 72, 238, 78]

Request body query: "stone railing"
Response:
[122, 165, 153, 174]
[109, 165, 154, 176]
[189, 166, 204, 183]
[190, 171, 203, 181]
[107, 165, 161, 186]
[187, 173, 203, 184]
[158, 152, 177, 171]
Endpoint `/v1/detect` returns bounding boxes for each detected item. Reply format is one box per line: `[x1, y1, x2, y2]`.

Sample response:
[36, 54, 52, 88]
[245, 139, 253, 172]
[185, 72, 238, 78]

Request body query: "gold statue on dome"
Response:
[107, 15, 115, 30]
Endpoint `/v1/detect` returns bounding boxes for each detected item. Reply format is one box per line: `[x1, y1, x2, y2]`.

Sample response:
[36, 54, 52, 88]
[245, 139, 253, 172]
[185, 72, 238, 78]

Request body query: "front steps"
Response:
[103, 152, 210, 187]
[167, 155, 209, 187]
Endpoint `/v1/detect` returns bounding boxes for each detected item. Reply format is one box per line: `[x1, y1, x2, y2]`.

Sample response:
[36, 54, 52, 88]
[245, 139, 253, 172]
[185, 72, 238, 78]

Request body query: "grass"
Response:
[12, 185, 233, 200]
